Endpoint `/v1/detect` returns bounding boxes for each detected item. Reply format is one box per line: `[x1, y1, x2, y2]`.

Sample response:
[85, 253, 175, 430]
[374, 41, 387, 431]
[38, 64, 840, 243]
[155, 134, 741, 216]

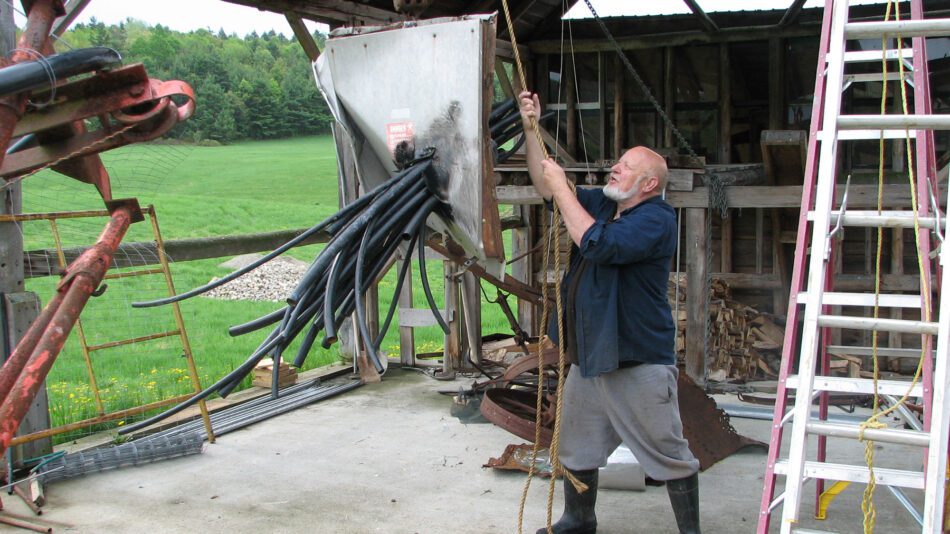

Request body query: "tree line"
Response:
[62, 19, 333, 143]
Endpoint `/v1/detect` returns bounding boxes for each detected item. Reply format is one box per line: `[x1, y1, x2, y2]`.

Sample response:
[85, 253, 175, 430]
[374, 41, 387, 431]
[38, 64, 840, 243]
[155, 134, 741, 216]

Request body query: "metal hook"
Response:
[829, 174, 852, 243]
[929, 183, 944, 244]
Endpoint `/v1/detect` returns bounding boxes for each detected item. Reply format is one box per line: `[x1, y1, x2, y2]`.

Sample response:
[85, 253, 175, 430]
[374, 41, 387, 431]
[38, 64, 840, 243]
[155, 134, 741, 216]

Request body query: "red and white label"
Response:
[386, 121, 415, 153]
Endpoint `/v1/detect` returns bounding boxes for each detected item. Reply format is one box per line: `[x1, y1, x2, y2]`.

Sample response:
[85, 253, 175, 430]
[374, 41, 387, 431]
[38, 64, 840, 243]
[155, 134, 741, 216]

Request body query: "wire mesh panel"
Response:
[8, 202, 212, 444]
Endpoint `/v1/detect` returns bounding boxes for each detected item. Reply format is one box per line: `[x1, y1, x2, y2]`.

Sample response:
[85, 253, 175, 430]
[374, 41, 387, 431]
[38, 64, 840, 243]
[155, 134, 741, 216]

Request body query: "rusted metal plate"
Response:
[481, 362, 765, 471]
[677, 372, 766, 471]
[481, 388, 554, 447]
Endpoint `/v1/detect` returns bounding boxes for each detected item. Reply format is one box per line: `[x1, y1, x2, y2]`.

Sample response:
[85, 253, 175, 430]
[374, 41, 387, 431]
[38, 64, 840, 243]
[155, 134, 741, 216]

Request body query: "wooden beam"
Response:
[497, 0, 541, 39]
[719, 42, 731, 164]
[285, 13, 321, 62]
[530, 24, 820, 54]
[683, 0, 720, 33]
[613, 54, 624, 158]
[224, 0, 401, 26]
[494, 58, 515, 98]
[720, 211, 732, 273]
[663, 47, 675, 149]
[685, 209, 707, 384]
[497, 184, 934, 209]
[778, 0, 808, 27]
[768, 38, 785, 130]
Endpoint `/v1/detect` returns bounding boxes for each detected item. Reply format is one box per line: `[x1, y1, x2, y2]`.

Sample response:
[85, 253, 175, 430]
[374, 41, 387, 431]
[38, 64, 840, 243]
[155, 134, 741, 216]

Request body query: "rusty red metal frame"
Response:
[0, 0, 195, 474]
[0, 200, 142, 458]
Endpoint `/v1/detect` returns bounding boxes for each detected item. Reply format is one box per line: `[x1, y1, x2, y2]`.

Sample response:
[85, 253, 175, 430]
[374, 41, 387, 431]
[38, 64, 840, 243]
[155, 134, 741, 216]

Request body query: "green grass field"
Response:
[20, 136, 514, 443]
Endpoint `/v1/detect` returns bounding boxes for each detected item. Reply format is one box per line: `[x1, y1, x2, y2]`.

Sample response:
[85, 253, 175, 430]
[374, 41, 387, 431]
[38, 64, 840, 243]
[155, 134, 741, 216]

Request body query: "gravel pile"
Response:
[202, 254, 309, 302]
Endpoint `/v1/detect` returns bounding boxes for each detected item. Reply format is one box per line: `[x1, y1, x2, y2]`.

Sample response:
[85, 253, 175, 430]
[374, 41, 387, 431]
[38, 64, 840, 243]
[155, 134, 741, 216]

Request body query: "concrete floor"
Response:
[3, 368, 928, 533]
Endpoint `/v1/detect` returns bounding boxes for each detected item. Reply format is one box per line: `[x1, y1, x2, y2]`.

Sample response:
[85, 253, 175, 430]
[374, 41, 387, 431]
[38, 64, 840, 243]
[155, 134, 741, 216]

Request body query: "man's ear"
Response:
[642, 176, 660, 193]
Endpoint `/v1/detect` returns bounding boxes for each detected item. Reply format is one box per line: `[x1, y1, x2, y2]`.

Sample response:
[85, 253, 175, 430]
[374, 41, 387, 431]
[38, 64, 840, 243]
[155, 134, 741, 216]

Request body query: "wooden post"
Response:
[566, 57, 578, 158]
[768, 37, 786, 130]
[663, 47, 675, 149]
[613, 54, 624, 158]
[721, 212, 733, 273]
[397, 254, 415, 366]
[443, 260, 461, 373]
[598, 51, 607, 160]
[719, 43, 731, 164]
[1, 4, 52, 462]
[685, 209, 707, 384]
[459, 271, 481, 370]
[510, 205, 536, 334]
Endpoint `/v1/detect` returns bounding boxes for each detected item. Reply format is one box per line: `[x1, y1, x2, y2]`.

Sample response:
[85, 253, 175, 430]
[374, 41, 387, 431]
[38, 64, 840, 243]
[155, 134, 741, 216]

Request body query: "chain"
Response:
[582, 0, 697, 159]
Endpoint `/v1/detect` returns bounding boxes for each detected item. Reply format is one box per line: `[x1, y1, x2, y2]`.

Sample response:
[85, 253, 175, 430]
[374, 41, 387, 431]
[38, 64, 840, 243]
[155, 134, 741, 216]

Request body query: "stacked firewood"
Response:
[669, 275, 785, 381]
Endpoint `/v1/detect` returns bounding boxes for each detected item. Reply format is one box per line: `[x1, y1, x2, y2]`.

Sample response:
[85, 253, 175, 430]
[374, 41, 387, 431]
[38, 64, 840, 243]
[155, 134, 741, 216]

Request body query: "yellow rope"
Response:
[859, 3, 932, 531]
[500, 1, 586, 532]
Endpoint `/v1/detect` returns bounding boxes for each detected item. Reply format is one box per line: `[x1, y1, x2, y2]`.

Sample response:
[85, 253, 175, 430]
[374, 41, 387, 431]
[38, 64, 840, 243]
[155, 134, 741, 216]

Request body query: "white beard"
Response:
[603, 180, 638, 202]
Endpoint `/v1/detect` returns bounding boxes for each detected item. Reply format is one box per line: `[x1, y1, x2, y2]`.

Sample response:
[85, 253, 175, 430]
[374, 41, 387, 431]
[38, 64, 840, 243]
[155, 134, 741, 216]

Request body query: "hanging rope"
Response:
[859, 2, 933, 531]
[498, 1, 586, 533]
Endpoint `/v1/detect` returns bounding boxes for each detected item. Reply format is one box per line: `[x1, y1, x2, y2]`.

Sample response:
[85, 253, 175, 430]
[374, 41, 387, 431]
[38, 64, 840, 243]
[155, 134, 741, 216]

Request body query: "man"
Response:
[518, 91, 700, 534]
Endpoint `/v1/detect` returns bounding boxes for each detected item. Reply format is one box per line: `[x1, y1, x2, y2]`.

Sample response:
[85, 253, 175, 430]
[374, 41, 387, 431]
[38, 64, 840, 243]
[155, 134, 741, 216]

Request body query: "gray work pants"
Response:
[558, 363, 700, 481]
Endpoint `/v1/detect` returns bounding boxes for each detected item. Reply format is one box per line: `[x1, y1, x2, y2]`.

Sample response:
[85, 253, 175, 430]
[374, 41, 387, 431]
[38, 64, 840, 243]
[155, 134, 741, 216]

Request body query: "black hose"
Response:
[288, 161, 431, 304]
[497, 133, 527, 164]
[118, 330, 284, 435]
[321, 252, 344, 345]
[416, 228, 450, 334]
[489, 98, 517, 124]
[132, 187, 378, 309]
[0, 47, 122, 99]
[228, 307, 286, 337]
[370, 233, 419, 356]
[354, 213, 386, 373]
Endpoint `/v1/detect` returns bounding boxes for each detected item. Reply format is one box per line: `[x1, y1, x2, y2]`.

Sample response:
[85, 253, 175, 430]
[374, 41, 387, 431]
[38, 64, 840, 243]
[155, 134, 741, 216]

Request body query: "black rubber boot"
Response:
[666, 472, 700, 534]
[535, 468, 598, 534]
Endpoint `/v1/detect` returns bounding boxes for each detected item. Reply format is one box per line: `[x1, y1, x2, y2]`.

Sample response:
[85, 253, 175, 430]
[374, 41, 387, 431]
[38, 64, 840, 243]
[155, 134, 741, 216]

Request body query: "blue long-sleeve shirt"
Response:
[548, 189, 677, 378]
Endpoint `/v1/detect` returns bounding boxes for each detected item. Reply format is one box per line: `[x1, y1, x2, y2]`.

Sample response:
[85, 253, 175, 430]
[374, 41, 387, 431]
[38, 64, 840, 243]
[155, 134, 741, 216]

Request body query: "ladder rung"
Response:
[796, 291, 922, 308]
[838, 114, 950, 130]
[786, 375, 923, 397]
[846, 19, 950, 39]
[806, 421, 930, 446]
[817, 129, 916, 141]
[826, 345, 926, 359]
[774, 459, 925, 489]
[103, 268, 165, 280]
[809, 210, 941, 230]
[844, 71, 910, 84]
[792, 529, 837, 534]
[817, 315, 938, 335]
[86, 330, 181, 352]
[842, 48, 914, 63]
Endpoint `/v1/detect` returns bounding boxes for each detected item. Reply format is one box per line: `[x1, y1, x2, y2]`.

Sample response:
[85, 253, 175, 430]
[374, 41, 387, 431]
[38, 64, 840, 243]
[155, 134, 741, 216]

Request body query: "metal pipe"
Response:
[0, 0, 60, 168]
[0, 47, 121, 99]
[0, 204, 134, 455]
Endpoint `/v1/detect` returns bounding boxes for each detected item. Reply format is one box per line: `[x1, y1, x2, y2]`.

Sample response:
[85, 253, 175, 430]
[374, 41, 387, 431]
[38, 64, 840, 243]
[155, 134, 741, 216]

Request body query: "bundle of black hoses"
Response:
[120, 154, 449, 434]
[488, 97, 554, 163]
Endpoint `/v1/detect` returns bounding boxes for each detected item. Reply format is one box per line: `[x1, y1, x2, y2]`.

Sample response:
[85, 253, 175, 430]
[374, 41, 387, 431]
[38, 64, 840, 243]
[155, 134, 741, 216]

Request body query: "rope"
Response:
[500, 0, 589, 531]
[858, 3, 932, 531]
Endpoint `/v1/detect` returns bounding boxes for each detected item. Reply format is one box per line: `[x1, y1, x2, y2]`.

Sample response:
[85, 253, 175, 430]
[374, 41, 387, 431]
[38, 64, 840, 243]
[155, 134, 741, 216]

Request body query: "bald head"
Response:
[625, 146, 669, 192]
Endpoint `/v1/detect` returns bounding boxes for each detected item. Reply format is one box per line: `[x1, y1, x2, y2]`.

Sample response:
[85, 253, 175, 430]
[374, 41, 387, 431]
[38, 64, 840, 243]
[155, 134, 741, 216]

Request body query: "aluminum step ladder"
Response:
[757, 0, 950, 532]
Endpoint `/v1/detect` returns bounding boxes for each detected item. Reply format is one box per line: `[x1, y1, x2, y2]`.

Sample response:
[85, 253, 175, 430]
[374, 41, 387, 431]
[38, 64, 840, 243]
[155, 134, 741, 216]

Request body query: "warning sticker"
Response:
[386, 122, 415, 153]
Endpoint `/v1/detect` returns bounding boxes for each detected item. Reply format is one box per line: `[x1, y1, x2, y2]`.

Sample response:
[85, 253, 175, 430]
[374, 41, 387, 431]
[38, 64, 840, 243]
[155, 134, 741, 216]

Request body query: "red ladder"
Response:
[756, 0, 949, 532]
